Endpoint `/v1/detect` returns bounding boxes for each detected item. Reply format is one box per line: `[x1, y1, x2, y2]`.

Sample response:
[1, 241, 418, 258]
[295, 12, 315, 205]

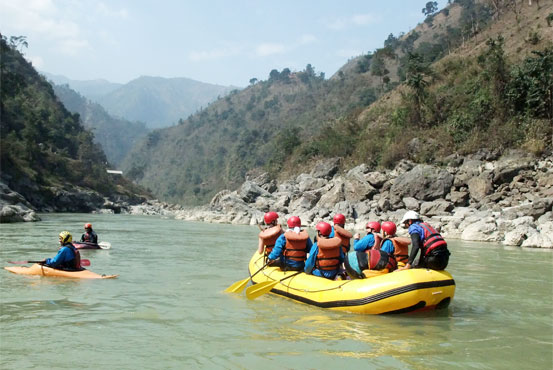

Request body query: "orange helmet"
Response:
[333, 213, 346, 225]
[316, 221, 332, 237]
[264, 211, 278, 224]
[287, 216, 301, 228]
[366, 221, 381, 232]
[381, 221, 397, 235]
[84, 223, 92, 230]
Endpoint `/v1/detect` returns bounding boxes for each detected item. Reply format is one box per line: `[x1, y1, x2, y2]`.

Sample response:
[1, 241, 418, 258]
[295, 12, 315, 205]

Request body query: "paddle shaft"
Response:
[8, 259, 91, 266]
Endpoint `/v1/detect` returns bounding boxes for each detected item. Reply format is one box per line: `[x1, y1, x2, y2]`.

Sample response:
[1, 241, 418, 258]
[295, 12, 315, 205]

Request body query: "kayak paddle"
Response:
[98, 242, 111, 250]
[225, 259, 272, 293]
[8, 259, 91, 266]
[246, 270, 303, 300]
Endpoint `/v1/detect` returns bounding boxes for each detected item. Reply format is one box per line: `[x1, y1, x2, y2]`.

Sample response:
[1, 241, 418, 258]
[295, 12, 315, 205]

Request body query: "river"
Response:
[0, 213, 551, 369]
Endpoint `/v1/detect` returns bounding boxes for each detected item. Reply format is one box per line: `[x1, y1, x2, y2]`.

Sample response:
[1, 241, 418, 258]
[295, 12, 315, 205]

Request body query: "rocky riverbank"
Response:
[3, 150, 551, 249]
[173, 150, 553, 248]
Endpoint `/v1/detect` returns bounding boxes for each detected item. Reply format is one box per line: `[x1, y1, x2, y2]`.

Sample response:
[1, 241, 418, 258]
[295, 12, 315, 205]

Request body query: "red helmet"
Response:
[287, 216, 301, 228]
[84, 223, 92, 229]
[366, 221, 381, 232]
[381, 221, 397, 235]
[264, 211, 278, 224]
[316, 221, 332, 237]
[333, 213, 346, 225]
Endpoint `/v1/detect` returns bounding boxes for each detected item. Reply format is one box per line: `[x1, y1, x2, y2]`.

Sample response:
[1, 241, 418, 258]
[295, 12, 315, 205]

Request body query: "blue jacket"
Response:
[380, 239, 395, 255]
[45, 244, 77, 268]
[304, 242, 345, 279]
[268, 233, 313, 269]
[353, 233, 375, 252]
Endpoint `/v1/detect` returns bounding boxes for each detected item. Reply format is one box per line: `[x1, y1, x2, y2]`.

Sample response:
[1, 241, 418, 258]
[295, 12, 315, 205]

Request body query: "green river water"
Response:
[0, 213, 552, 369]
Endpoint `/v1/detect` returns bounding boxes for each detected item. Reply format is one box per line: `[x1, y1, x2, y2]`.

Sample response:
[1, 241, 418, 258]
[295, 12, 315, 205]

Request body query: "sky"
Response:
[0, 0, 444, 87]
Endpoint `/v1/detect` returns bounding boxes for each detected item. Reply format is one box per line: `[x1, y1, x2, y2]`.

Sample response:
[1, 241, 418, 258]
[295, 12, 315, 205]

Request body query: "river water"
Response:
[0, 213, 551, 369]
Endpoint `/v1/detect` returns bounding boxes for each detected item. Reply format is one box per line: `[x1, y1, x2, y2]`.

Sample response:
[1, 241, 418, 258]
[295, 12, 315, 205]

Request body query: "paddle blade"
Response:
[80, 259, 91, 266]
[98, 242, 111, 250]
[245, 280, 279, 300]
[224, 277, 251, 293]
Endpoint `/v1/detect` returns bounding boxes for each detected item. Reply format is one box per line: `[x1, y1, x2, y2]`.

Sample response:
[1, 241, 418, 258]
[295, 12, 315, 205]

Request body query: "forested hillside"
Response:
[123, 0, 552, 206]
[52, 84, 150, 166]
[0, 34, 147, 210]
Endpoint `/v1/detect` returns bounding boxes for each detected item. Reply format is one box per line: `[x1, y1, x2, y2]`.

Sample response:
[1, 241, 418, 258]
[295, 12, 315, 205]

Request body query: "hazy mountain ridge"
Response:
[42, 72, 123, 99]
[52, 84, 150, 166]
[96, 75, 237, 129]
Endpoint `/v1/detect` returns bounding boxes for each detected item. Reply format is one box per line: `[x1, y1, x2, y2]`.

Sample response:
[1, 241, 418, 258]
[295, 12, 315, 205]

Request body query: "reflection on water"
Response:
[0, 214, 552, 369]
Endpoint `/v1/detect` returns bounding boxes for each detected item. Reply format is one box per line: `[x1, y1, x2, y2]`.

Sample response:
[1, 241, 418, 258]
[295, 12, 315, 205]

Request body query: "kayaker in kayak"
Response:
[41, 231, 82, 271]
[398, 210, 451, 271]
[268, 216, 312, 271]
[380, 221, 410, 267]
[305, 221, 344, 280]
[257, 211, 283, 259]
[80, 223, 98, 244]
[353, 221, 381, 252]
[329, 213, 353, 254]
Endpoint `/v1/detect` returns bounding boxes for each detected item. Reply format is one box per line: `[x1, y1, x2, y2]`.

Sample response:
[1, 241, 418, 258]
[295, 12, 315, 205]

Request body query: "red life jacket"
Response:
[372, 233, 382, 250]
[284, 230, 309, 262]
[315, 237, 342, 271]
[366, 249, 397, 271]
[333, 225, 352, 254]
[419, 222, 447, 255]
[64, 243, 82, 270]
[383, 237, 410, 264]
[258, 225, 283, 255]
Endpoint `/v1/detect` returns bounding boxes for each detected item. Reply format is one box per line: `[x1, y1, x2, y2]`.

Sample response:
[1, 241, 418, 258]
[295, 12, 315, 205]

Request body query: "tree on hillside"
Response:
[405, 52, 432, 126]
[422, 1, 438, 16]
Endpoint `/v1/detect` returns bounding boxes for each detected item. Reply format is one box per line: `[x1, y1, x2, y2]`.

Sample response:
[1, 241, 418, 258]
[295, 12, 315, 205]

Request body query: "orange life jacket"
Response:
[258, 225, 283, 255]
[284, 230, 309, 262]
[315, 237, 342, 271]
[384, 237, 410, 264]
[419, 222, 447, 255]
[333, 225, 352, 254]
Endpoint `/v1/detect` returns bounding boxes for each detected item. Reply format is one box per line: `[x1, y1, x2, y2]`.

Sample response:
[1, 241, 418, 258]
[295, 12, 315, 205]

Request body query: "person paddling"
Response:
[80, 223, 98, 244]
[305, 221, 344, 280]
[267, 216, 312, 271]
[257, 211, 283, 260]
[380, 221, 410, 268]
[41, 231, 82, 271]
[353, 221, 382, 252]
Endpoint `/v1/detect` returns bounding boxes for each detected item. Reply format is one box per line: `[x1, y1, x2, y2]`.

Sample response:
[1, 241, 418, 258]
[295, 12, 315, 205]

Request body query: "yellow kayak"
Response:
[4, 264, 118, 279]
[248, 253, 455, 314]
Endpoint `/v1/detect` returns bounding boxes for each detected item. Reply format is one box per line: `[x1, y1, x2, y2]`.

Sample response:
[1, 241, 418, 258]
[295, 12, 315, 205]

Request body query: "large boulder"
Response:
[238, 181, 271, 203]
[467, 174, 494, 201]
[390, 164, 454, 204]
[493, 151, 534, 185]
[310, 157, 340, 179]
[461, 217, 501, 242]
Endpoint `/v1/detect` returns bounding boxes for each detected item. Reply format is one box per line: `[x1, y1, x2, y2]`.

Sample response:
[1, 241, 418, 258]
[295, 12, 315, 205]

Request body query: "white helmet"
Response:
[401, 210, 420, 224]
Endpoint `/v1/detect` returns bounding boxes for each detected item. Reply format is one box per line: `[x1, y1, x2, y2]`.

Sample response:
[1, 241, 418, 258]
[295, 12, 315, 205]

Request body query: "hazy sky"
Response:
[0, 0, 443, 87]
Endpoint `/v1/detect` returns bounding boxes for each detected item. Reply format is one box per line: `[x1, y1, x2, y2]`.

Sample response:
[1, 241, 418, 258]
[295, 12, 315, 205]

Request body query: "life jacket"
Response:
[61, 243, 82, 270]
[315, 237, 342, 271]
[258, 225, 282, 255]
[333, 225, 352, 254]
[372, 233, 382, 250]
[361, 249, 397, 272]
[283, 230, 309, 262]
[419, 222, 447, 256]
[383, 237, 410, 264]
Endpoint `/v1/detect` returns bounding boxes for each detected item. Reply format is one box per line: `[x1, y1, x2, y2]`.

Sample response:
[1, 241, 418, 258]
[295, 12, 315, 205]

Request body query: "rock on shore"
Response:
[174, 150, 553, 248]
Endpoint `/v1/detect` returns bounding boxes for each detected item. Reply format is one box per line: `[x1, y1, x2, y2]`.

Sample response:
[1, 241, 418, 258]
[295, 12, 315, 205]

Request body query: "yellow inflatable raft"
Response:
[247, 253, 455, 314]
